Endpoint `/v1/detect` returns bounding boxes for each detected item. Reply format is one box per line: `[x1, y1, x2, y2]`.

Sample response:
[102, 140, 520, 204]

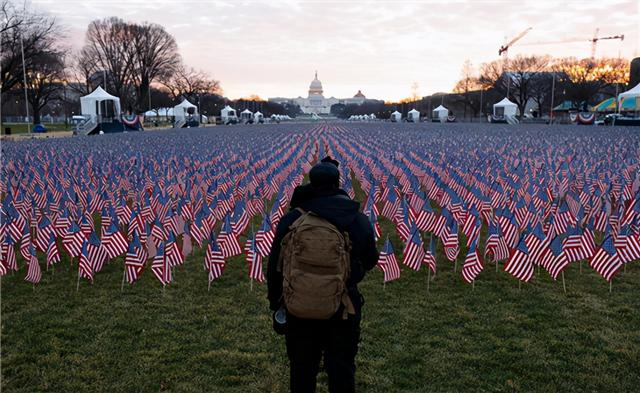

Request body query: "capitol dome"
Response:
[308, 71, 323, 96]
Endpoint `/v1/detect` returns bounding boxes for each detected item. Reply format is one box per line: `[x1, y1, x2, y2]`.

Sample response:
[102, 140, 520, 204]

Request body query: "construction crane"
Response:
[498, 27, 533, 59]
[590, 28, 624, 59]
[517, 28, 624, 60]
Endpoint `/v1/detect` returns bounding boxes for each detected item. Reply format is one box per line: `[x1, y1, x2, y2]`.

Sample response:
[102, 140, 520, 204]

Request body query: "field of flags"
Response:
[1, 123, 639, 291]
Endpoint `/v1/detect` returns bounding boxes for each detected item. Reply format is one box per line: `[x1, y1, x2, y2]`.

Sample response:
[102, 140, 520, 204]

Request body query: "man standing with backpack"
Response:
[267, 157, 379, 393]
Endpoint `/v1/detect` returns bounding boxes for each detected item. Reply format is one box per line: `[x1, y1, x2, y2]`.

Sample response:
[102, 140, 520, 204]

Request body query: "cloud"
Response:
[32, 0, 639, 100]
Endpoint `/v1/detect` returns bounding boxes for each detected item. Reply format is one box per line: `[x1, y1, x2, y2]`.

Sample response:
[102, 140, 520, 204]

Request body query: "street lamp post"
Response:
[20, 36, 31, 134]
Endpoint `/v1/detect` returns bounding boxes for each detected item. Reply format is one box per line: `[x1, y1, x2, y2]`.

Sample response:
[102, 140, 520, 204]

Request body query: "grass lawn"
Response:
[0, 123, 71, 134]
[2, 179, 639, 392]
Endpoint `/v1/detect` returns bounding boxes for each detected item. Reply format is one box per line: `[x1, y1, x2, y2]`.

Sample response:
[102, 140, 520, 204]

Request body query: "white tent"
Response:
[254, 111, 264, 123]
[221, 105, 238, 123]
[370, 113, 377, 120]
[173, 99, 198, 121]
[390, 111, 402, 122]
[432, 105, 449, 121]
[408, 108, 420, 122]
[618, 83, 640, 110]
[240, 109, 253, 123]
[80, 86, 121, 119]
[618, 82, 640, 101]
[493, 97, 518, 118]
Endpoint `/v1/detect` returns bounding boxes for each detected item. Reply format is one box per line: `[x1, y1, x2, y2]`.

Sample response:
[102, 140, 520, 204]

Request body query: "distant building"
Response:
[269, 71, 371, 115]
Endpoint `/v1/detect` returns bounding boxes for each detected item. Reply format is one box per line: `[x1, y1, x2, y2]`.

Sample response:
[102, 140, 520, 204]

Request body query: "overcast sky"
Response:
[33, 0, 640, 101]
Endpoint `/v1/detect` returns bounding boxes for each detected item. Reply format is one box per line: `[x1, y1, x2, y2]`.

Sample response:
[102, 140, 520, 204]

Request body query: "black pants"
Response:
[285, 313, 361, 393]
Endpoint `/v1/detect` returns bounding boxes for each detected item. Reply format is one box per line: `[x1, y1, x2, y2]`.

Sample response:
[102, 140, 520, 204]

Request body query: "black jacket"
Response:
[267, 186, 379, 314]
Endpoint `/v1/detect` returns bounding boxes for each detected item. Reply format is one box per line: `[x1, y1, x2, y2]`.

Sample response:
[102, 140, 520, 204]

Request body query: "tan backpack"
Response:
[279, 208, 354, 319]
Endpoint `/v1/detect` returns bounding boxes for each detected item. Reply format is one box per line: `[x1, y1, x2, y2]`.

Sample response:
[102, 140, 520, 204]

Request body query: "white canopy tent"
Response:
[432, 105, 449, 121]
[408, 108, 420, 122]
[390, 111, 402, 122]
[221, 105, 238, 123]
[370, 113, 377, 120]
[618, 83, 640, 111]
[493, 97, 518, 118]
[618, 82, 640, 101]
[254, 111, 264, 123]
[173, 99, 198, 121]
[240, 109, 253, 122]
[80, 86, 121, 120]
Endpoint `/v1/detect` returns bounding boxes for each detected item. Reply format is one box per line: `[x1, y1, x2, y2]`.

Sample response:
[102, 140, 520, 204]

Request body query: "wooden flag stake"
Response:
[454, 260, 457, 273]
[427, 268, 431, 293]
[250, 278, 253, 293]
[609, 279, 612, 293]
[579, 261, 582, 275]
[120, 268, 126, 292]
[495, 260, 498, 273]
[208, 279, 211, 292]
[472, 279, 475, 291]
[561, 271, 567, 294]
[76, 270, 80, 292]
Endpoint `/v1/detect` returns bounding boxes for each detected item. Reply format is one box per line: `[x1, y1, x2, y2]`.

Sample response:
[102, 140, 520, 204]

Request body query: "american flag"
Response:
[245, 232, 265, 282]
[62, 221, 85, 258]
[443, 219, 459, 262]
[403, 225, 425, 271]
[590, 235, 622, 282]
[462, 239, 483, 283]
[151, 241, 172, 286]
[614, 224, 640, 264]
[423, 235, 437, 274]
[25, 245, 41, 284]
[504, 236, 533, 282]
[205, 231, 226, 283]
[377, 238, 401, 282]
[2, 234, 18, 272]
[125, 231, 147, 284]
[255, 213, 275, 258]
[87, 231, 108, 273]
[102, 221, 128, 259]
[217, 216, 242, 258]
[46, 233, 61, 267]
[78, 239, 94, 282]
[542, 235, 569, 280]
[485, 222, 509, 262]
[165, 231, 184, 267]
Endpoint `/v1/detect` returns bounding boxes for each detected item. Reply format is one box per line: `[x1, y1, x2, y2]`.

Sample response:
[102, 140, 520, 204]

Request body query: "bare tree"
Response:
[162, 64, 221, 103]
[81, 17, 136, 105]
[479, 55, 551, 118]
[453, 59, 482, 118]
[23, 50, 65, 123]
[129, 22, 179, 111]
[1, 0, 59, 93]
[552, 57, 629, 107]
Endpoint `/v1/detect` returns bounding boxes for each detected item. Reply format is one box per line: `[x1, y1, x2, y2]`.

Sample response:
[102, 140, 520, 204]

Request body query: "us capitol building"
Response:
[268, 72, 374, 115]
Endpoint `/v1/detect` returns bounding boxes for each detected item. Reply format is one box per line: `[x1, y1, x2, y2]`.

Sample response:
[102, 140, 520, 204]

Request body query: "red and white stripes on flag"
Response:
[102, 223, 128, 259]
[205, 233, 226, 283]
[25, 246, 41, 284]
[589, 235, 622, 282]
[245, 236, 264, 282]
[403, 227, 425, 271]
[125, 232, 147, 284]
[377, 239, 400, 282]
[462, 240, 483, 283]
[504, 237, 534, 282]
[151, 241, 172, 286]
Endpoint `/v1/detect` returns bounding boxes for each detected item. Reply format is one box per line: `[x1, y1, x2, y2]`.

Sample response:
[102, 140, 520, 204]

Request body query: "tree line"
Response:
[451, 55, 630, 119]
